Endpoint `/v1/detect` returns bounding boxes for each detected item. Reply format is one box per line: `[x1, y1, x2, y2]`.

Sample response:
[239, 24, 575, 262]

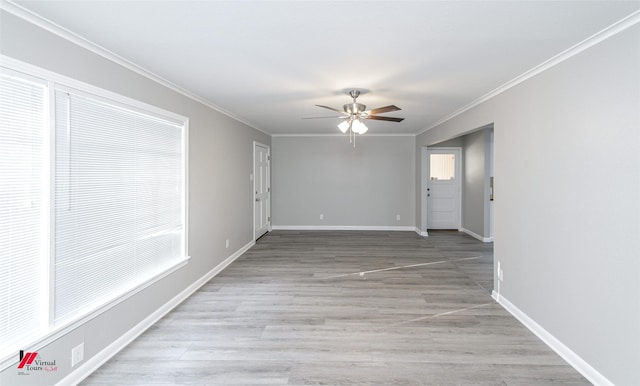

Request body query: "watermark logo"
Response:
[17, 351, 38, 369]
[17, 350, 58, 375]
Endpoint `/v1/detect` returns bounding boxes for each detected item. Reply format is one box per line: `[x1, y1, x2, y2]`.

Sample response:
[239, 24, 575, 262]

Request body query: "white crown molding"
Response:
[5, 0, 637, 140]
[0, 0, 270, 136]
[492, 291, 615, 386]
[271, 133, 416, 137]
[418, 9, 640, 136]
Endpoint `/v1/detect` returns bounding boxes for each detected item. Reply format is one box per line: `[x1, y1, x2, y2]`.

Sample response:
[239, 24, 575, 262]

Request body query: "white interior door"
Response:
[427, 148, 461, 230]
[254, 143, 270, 239]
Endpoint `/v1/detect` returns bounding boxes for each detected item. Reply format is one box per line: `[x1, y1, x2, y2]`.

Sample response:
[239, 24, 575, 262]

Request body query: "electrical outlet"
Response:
[71, 342, 84, 367]
[319, 214, 324, 220]
[225, 239, 229, 249]
[396, 214, 401, 221]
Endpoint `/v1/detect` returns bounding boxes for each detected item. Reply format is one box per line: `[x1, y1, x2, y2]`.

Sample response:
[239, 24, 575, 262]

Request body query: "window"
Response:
[53, 88, 187, 325]
[0, 69, 48, 359]
[0, 62, 188, 363]
[430, 153, 456, 180]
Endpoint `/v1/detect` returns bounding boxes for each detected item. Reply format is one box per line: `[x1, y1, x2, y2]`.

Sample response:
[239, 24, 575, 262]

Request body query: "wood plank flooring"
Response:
[81, 231, 588, 385]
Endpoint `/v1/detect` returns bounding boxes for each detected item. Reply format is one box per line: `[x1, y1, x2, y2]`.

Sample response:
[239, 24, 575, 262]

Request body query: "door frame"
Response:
[421, 146, 462, 234]
[253, 141, 271, 241]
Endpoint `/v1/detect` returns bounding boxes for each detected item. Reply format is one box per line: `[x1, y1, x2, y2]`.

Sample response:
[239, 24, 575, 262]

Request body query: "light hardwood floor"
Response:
[81, 231, 588, 385]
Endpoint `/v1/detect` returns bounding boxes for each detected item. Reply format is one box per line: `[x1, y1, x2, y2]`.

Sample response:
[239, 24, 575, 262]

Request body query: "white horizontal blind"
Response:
[0, 70, 48, 356]
[54, 89, 185, 324]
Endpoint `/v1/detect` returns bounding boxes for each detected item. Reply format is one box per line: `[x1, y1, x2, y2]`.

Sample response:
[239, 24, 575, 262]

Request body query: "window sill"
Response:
[0, 256, 190, 371]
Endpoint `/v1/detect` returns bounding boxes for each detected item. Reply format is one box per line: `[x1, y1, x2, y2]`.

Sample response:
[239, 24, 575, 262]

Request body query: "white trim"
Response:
[4, 0, 638, 139]
[56, 239, 255, 386]
[461, 227, 493, 243]
[414, 227, 429, 237]
[0, 0, 270, 135]
[184, 119, 190, 260]
[492, 292, 614, 386]
[271, 133, 416, 137]
[418, 10, 640, 136]
[271, 225, 416, 232]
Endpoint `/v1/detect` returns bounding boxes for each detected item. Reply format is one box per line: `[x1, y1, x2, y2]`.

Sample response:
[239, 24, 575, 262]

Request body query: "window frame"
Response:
[0, 55, 190, 370]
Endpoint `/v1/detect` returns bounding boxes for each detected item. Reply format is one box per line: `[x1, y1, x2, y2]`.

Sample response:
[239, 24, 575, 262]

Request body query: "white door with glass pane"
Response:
[427, 148, 461, 229]
[254, 143, 270, 239]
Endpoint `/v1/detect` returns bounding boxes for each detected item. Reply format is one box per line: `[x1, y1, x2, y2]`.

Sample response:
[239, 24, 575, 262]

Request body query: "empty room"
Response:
[1, 1, 638, 385]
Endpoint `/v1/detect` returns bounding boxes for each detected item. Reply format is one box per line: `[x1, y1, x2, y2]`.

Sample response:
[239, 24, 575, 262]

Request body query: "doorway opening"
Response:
[420, 124, 495, 288]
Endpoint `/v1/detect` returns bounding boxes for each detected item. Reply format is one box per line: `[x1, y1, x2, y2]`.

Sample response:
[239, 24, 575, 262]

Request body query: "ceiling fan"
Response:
[305, 90, 404, 146]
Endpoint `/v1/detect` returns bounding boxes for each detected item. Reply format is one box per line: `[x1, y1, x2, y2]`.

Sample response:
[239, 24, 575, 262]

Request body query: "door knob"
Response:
[427, 194, 431, 197]
[256, 198, 261, 202]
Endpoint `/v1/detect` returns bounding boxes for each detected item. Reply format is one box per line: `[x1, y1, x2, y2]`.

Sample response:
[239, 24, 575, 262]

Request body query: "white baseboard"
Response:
[461, 227, 493, 242]
[414, 227, 429, 237]
[271, 225, 417, 231]
[58, 240, 255, 386]
[491, 291, 613, 386]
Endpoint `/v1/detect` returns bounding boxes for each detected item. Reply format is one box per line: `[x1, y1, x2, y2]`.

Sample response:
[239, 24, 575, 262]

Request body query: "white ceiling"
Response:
[13, 1, 640, 135]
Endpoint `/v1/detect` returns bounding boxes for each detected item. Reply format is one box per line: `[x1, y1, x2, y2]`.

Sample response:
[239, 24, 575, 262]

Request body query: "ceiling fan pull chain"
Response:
[352, 126, 356, 147]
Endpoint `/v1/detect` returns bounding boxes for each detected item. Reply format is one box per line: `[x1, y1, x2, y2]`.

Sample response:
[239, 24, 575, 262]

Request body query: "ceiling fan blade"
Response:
[366, 115, 404, 122]
[366, 105, 401, 115]
[302, 116, 347, 119]
[315, 104, 344, 113]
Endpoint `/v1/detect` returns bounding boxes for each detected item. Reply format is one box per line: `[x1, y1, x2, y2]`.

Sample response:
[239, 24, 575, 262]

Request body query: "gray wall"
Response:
[1, 10, 270, 386]
[461, 128, 492, 238]
[416, 24, 640, 385]
[272, 136, 415, 227]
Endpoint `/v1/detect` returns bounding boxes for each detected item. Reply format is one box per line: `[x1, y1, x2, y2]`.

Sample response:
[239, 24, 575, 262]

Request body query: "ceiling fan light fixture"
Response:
[359, 122, 368, 134]
[337, 120, 350, 133]
[352, 119, 368, 134]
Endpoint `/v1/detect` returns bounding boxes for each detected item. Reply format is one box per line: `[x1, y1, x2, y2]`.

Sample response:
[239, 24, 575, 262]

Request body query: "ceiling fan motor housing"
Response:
[344, 102, 366, 115]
